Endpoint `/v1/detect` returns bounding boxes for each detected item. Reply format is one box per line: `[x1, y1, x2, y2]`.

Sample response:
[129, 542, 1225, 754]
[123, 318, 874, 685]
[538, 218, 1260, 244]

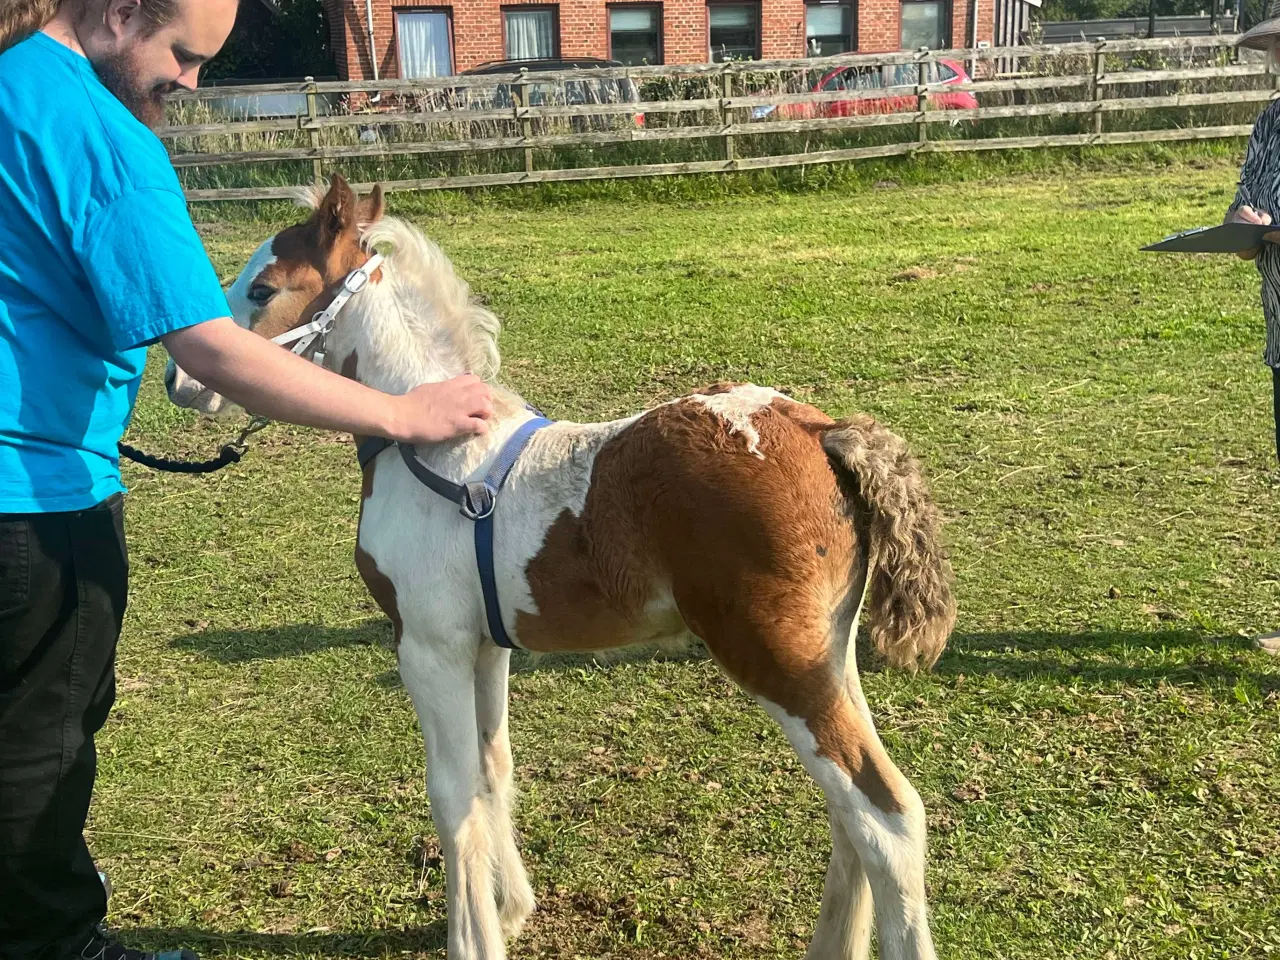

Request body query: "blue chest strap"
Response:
[355, 417, 553, 649]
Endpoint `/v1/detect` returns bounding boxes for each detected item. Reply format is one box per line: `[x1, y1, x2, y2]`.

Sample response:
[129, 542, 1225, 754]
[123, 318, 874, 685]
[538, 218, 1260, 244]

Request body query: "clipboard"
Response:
[1142, 222, 1276, 253]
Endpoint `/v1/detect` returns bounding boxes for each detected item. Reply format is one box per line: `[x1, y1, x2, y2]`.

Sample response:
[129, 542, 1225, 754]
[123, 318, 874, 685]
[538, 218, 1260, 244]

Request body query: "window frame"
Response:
[608, 3, 664, 66]
[706, 0, 762, 63]
[804, 1, 856, 58]
[394, 7, 456, 79]
[501, 4, 562, 61]
[899, 0, 951, 51]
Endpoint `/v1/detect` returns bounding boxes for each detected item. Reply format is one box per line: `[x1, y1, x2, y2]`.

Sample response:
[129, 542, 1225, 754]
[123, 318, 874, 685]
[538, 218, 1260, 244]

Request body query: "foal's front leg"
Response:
[475, 641, 536, 939]
[401, 637, 505, 959]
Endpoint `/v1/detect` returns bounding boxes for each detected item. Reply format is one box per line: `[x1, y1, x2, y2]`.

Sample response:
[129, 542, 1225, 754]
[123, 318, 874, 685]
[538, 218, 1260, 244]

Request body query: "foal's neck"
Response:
[342, 281, 534, 474]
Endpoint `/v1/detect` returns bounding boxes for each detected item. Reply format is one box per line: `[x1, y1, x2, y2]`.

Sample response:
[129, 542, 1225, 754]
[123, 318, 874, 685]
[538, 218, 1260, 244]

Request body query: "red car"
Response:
[753, 59, 978, 121]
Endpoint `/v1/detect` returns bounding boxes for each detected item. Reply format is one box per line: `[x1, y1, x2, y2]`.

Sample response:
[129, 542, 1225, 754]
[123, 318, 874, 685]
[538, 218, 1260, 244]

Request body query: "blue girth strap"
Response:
[355, 417, 554, 649]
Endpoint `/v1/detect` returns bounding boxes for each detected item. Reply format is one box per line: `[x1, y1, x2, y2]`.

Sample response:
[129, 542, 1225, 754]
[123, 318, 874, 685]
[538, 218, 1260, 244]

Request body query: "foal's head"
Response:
[166, 174, 385, 414]
[167, 173, 500, 414]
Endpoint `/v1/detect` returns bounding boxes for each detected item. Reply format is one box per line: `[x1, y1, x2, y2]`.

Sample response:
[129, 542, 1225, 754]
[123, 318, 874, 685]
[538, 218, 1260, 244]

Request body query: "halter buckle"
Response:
[343, 265, 373, 294]
[460, 482, 496, 521]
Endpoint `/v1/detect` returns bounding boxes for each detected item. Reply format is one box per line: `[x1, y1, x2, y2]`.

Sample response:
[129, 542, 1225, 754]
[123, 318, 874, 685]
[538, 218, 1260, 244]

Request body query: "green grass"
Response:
[107, 152, 1280, 960]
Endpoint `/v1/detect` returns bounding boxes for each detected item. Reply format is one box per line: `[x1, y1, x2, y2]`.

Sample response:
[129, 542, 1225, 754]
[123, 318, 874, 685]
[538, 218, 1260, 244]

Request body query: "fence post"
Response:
[517, 67, 534, 175]
[916, 52, 928, 147]
[304, 76, 322, 183]
[721, 66, 736, 163]
[1091, 42, 1105, 138]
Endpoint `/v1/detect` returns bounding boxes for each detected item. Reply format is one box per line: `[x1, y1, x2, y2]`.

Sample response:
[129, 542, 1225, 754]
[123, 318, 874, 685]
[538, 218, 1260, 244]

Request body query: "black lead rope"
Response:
[117, 416, 271, 475]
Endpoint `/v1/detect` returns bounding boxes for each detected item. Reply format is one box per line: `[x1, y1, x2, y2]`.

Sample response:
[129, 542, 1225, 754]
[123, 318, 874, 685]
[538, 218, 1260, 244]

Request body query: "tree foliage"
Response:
[204, 0, 336, 83]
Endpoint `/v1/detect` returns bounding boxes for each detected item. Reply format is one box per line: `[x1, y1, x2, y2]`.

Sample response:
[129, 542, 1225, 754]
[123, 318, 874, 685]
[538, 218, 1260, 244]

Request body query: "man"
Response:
[0, 2, 494, 959]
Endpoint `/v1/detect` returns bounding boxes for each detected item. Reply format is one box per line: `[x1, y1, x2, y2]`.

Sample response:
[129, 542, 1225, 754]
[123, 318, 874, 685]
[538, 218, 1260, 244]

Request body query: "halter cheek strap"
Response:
[271, 253, 385, 367]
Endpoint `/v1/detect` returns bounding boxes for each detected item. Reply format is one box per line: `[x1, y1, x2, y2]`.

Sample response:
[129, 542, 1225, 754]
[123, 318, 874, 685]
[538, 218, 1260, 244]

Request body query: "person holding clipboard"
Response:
[1226, 4, 1280, 468]
[1227, 6, 1280, 655]
[1147, 8, 1280, 655]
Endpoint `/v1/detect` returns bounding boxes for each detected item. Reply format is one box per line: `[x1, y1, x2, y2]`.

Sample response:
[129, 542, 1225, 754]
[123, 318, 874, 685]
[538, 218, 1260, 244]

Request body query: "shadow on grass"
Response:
[172, 620, 1277, 690]
[936, 629, 1275, 690]
[125, 925, 446, 957]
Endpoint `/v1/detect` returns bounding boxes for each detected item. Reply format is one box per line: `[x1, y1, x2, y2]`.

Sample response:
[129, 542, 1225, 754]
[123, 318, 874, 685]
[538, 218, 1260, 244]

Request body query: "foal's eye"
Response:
[247, 283, 277, 305]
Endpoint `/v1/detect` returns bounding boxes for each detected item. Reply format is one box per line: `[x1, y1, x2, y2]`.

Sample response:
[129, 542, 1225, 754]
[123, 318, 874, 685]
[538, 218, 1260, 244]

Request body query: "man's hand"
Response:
[390, 376, 494, 444]
[163, 318, 493, 443]
[1228, 205, 1277, 260]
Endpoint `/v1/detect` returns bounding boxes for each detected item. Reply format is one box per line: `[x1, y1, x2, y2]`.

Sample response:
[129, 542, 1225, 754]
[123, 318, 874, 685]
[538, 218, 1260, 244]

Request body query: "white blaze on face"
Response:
[686, 384, 786, 459]
[225, 238, 279, 329]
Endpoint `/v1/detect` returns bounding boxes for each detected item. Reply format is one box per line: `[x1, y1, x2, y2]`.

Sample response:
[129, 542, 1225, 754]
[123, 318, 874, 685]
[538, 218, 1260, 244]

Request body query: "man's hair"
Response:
[0, 0, 179, 57]
[0, 0, 60, 55]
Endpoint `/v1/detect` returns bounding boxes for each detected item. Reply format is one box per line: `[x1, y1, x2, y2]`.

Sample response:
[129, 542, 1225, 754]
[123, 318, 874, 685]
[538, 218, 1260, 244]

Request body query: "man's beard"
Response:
[92, 48, 173, 129]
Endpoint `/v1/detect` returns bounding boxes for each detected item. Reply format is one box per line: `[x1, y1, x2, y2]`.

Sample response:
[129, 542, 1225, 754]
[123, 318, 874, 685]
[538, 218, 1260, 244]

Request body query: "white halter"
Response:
[271, 253, 385, 368]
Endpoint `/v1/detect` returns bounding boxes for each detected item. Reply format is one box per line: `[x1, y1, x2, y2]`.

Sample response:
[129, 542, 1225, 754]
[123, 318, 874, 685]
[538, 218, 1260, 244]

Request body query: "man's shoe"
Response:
[77, 925, 197, 960]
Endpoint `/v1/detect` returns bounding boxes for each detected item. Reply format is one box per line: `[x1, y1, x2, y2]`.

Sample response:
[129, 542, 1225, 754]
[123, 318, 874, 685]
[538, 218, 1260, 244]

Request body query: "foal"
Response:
[168, 176, 957, 960]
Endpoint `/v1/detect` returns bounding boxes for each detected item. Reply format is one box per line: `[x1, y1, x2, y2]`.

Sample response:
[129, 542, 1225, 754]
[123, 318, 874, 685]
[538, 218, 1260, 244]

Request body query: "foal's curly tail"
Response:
[0, 0, 58, 56]
[822, 415, 955, 672]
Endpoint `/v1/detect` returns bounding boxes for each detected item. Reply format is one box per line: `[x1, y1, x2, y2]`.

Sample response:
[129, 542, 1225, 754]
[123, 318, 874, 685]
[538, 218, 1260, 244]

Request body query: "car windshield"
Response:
[821, 67, 881, 92]
[886, 62, 958, 86]
[476, 76, 639, 109]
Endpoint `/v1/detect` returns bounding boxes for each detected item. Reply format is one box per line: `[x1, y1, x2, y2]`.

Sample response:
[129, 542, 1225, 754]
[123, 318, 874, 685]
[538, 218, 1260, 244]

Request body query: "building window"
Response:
[708, 3, 759, 62]
[610, 5, 662, 65]
[396, 10, 454, 77]
[900, 0, 949, 50]
[504, 6, 559, 60]
[805, 2, 853, 56]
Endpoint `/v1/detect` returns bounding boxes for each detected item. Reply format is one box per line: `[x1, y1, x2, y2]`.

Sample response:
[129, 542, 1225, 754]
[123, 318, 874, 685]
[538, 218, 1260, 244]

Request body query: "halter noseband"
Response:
[270, 252, 385, 368]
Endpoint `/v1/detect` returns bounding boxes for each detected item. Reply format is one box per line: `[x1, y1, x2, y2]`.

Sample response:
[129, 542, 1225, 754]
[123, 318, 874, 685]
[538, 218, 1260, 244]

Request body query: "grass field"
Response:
[107, 151, 1280, 960]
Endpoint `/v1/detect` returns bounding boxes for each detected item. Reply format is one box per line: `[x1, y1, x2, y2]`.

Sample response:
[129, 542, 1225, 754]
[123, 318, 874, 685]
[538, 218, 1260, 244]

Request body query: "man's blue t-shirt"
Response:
[0, 32, 230, 513]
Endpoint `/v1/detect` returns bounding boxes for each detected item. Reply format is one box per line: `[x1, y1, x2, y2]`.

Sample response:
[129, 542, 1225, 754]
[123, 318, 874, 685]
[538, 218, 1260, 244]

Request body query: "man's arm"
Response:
[163, 317, 493, 444]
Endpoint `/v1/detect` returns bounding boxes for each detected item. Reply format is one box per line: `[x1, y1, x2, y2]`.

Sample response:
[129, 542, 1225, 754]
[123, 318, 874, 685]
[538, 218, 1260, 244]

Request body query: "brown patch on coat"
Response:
[514, 391, 909, 813]
[340, 350, 359, 381]
[519, 508, 665, 652]
[355, 543, 403, 646]
[354, 450, 401, 646]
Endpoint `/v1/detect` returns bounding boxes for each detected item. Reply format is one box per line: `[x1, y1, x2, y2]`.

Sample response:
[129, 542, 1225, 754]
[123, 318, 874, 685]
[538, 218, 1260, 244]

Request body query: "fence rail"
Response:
[167, 34, 1266, 201]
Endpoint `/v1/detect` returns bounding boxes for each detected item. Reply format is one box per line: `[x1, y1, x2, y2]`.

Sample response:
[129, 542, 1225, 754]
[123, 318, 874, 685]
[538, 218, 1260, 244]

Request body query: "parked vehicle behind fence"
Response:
[752, 59, 978, 121]
[456, 58, 645, 129]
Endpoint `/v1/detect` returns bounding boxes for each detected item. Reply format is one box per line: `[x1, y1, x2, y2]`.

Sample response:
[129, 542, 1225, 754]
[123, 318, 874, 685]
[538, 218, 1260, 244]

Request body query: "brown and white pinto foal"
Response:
[168, 176, 956, 960]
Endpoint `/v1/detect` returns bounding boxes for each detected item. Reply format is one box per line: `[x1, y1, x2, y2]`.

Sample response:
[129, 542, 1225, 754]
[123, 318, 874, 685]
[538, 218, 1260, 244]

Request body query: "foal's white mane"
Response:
[293, 185, 501, 384]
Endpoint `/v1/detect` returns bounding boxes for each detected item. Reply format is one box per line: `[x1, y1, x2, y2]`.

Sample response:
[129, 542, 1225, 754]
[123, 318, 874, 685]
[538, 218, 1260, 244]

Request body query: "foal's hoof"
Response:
[1253, 631, 1280, 656]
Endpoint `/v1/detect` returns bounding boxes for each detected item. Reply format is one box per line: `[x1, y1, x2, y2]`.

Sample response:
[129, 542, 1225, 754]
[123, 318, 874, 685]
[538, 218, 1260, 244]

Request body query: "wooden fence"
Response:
[165, 34, 1268, 201]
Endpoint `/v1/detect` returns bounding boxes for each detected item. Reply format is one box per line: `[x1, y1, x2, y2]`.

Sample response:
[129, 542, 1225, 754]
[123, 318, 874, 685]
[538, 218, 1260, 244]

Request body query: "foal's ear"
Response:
[357, 184, 385, 229]
[317, 173, 359, 242]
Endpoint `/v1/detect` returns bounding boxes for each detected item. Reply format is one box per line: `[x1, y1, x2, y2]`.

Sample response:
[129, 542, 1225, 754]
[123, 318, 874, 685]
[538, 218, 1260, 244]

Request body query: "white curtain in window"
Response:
[806, 4, 844, 38]
[397, 12, 452, 78]
[709, 5, 753, 28]
[901, 2, 945, 50]
[611, 7, 656, 31]
[506, 9, 555, 60]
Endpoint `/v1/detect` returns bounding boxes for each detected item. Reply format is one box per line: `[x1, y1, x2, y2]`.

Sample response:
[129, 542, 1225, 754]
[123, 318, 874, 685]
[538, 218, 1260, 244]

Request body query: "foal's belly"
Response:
[512, 585, 690, 654]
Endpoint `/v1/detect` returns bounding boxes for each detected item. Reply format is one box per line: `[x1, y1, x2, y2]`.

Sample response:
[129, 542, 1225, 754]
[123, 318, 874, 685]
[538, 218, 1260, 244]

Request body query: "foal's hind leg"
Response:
[474, 641, 536, 939]
[760, 688, 934, 960]
[807, 807, 873, 960]
[703, 616, 934, 960]
[401, 636, 505, 959]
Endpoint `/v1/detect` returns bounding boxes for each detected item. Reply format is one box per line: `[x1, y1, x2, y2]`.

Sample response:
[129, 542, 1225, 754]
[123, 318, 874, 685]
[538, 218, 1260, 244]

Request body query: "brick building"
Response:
[321, 0, 996, 80]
